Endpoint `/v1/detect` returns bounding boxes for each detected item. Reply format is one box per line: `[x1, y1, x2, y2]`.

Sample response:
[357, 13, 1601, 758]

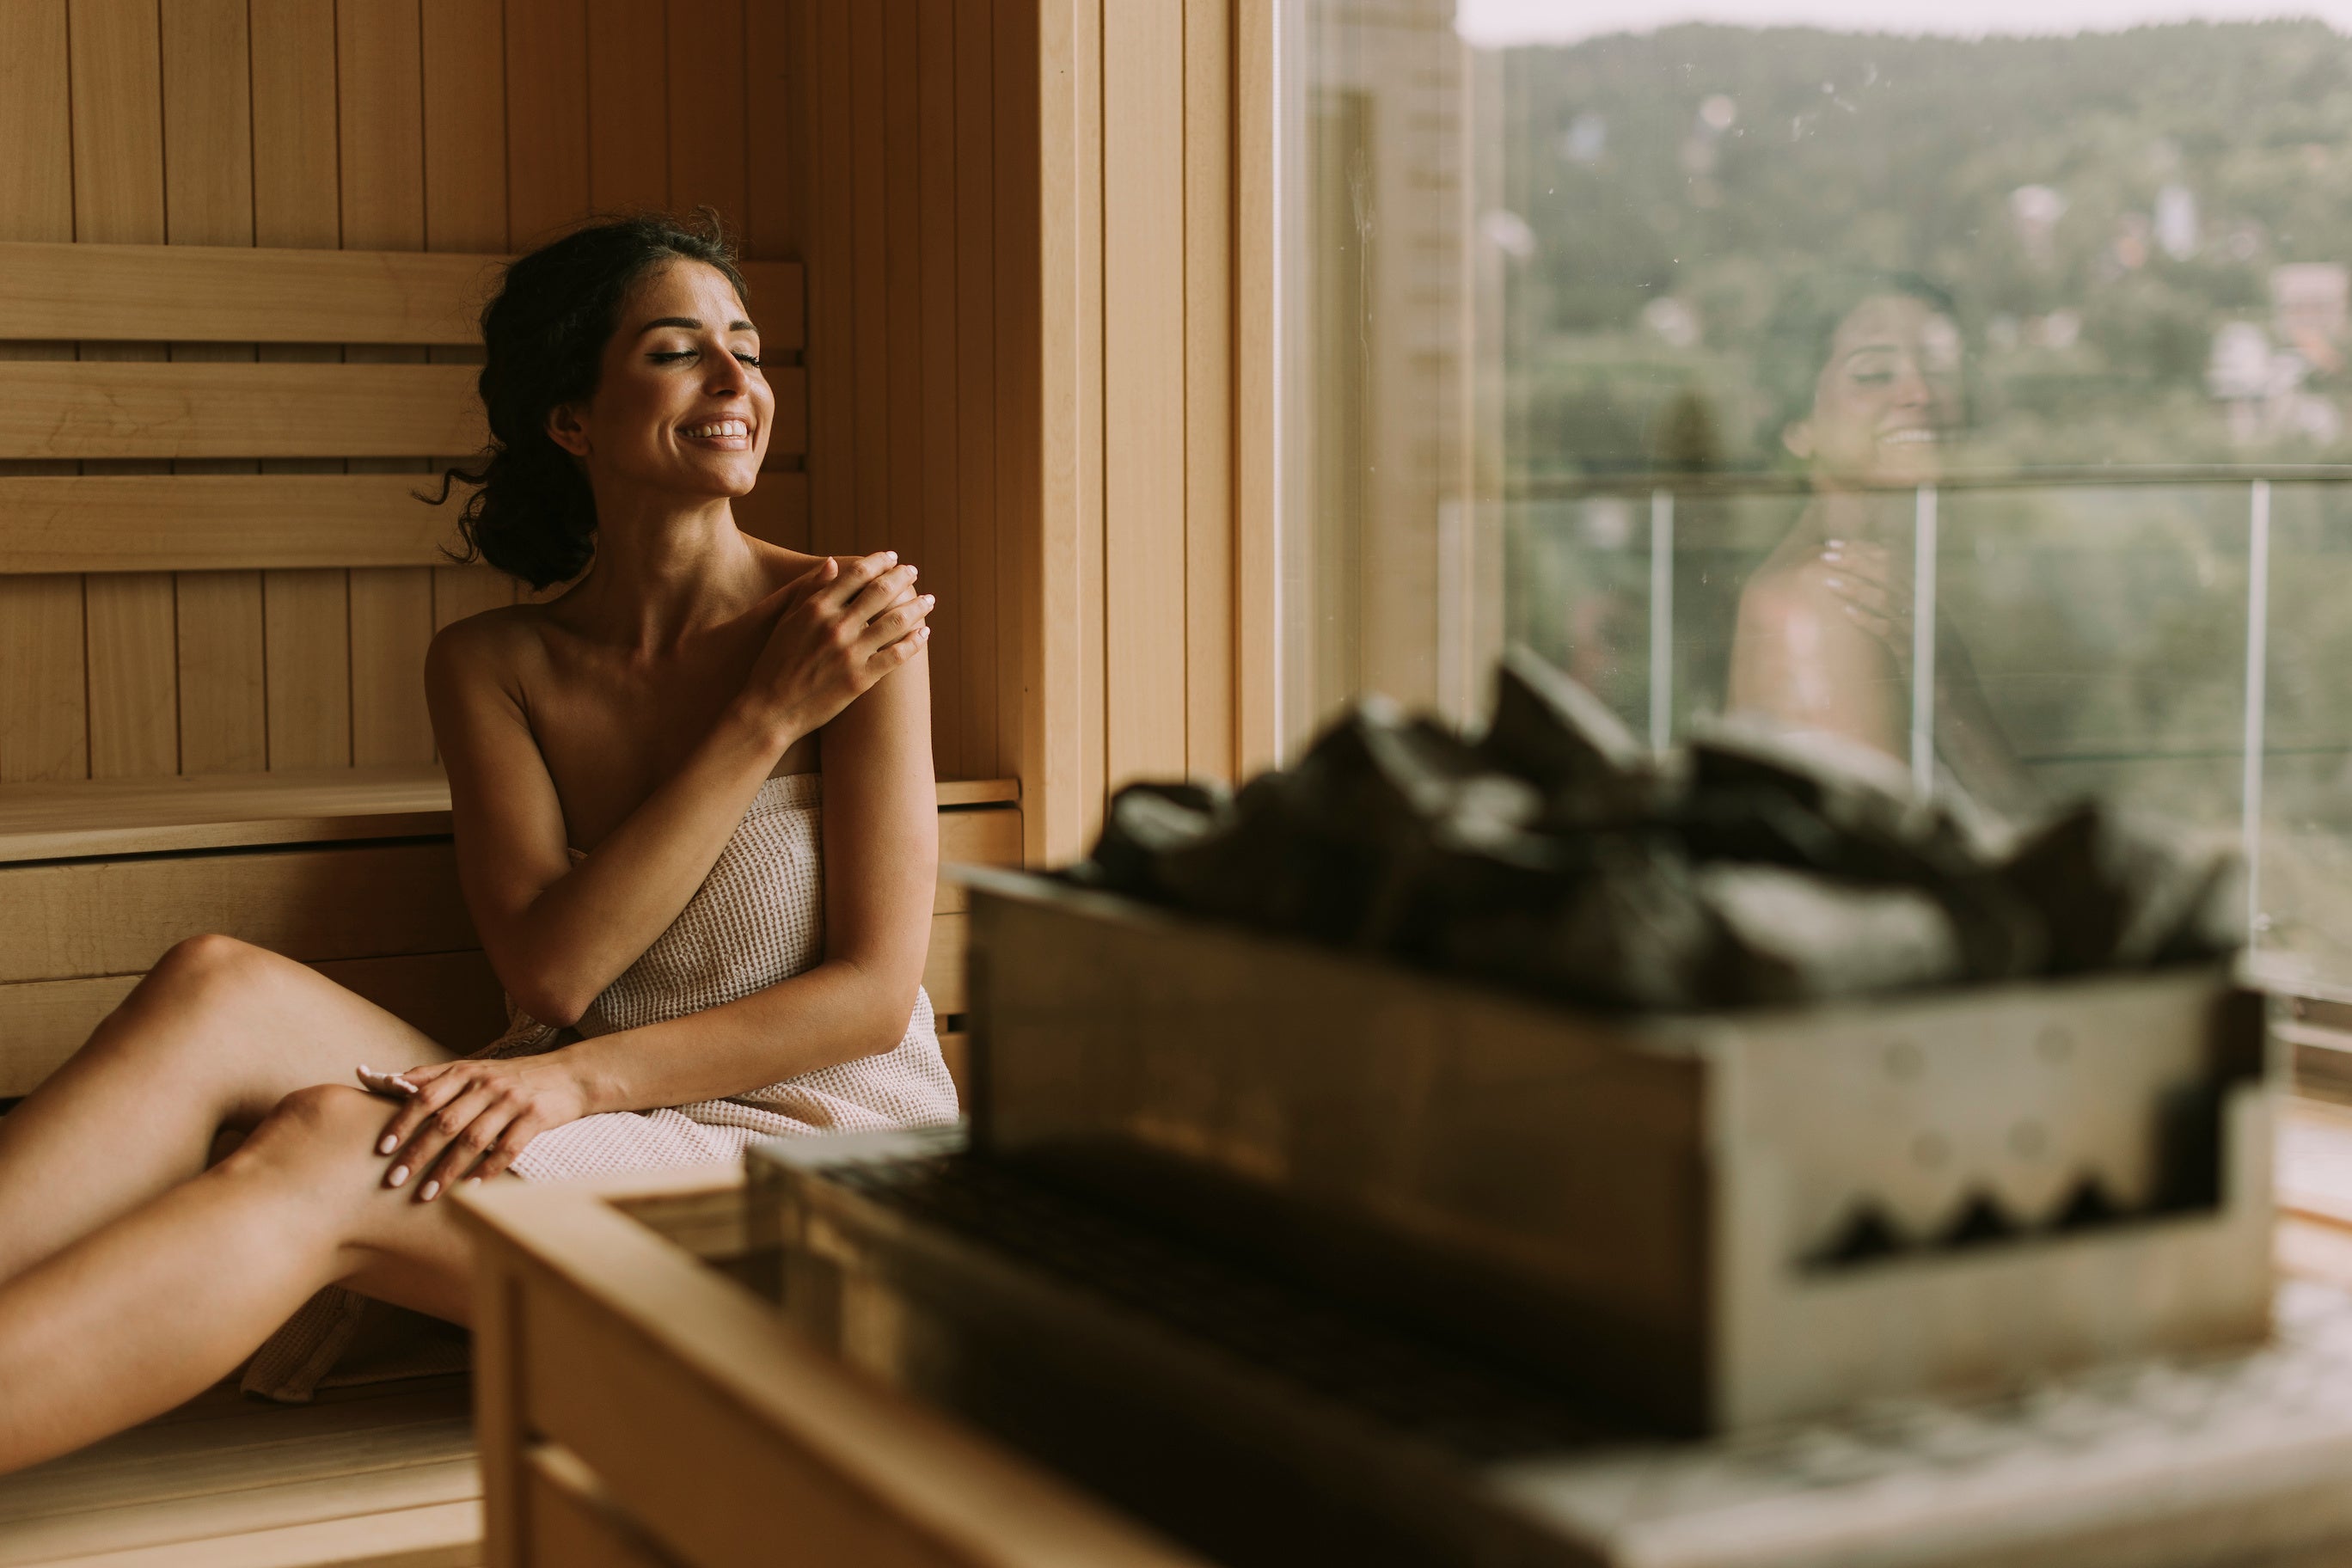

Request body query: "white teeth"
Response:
[1881, 430, 1937, 445]
[682, 420, 749, 438]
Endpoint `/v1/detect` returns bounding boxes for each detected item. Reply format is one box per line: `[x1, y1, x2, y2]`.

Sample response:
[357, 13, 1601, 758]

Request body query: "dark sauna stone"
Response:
[1939, 1192, 2020, 1249]
[1815, 1203, 1908, 1267]
[2051, 1177, 2124, 1232]
[2001, 803, 2240, 974]
[1687, 719, 1986, 883]
[1083, 781, 1232, 899]
[1480, 645, 1663, 824]
[1696, 864, 1967, 1004]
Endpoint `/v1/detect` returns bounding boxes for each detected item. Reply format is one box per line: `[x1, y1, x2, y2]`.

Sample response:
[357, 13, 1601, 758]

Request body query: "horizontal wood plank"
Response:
[0, 769, 1020, 865]
[0, 362, 488, 460]
[0, 240, 805, 353]
[524, 1443, 677, 1568]
[934, 805, 1024, 911]
[0, 475, 473, 573]
[0, 239, 502, 344]
[0, 842, 477, 984]
[922, 911, 968, 1015]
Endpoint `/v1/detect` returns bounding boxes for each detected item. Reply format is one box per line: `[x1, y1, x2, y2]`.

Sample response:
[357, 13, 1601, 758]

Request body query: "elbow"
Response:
[500, 964, 597, 1031]
[844, 963, 923, 1059]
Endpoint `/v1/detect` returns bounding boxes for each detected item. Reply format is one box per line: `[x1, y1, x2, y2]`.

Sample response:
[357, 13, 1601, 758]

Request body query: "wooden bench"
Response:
[0, 769, 1023, 1103]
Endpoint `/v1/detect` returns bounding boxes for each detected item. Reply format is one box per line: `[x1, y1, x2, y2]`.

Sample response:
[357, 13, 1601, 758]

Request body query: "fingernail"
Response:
[920, 594, 935, 607]
[420, 1180, 441, 1202]
[882, 551, 897, 563]
[388, 1165, 409, 1189]
[919, 626, 932, 640]
[377, 1134, 398, 1155]
[465, 1176, 483, 1186]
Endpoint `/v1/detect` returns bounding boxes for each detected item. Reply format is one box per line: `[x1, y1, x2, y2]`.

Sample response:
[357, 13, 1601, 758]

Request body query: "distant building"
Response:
[2271, 262, 2349, 375]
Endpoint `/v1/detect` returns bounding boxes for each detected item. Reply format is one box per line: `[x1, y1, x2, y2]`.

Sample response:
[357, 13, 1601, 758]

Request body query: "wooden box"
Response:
[960, 873, 2278, 1434]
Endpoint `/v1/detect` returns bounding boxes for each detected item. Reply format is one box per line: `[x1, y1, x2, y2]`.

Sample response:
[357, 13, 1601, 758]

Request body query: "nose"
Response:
[1889, 357, 1932, 409]
[703, 348, 751, 397]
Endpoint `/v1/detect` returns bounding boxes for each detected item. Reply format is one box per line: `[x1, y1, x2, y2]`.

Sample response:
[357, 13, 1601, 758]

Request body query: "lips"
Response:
[679, 419, 750, 440]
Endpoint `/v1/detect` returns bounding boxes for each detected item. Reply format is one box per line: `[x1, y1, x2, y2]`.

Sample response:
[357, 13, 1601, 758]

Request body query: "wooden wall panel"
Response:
[919, 0, 963, 780]
[954, 0, 1001, 783]
[667, 0, 750, 225]
[505, 0, 591, 248]
[1185, 0, 1237, 784]
[0, 0, 86, 784]
[588, 0, 669, 212]
[744, 0, 808, 260]
[804, 0, 855, 557]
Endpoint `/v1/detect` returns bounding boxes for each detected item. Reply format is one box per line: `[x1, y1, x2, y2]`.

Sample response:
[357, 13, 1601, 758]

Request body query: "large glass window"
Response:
[1277, 0, 2352, 989]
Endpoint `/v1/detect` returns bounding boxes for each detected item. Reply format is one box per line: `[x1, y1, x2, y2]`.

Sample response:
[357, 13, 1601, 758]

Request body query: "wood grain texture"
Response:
[249, 0, 342, 248]
[1184, 0, 1235, 783]
[743, 0, 807, 261]
[0, 3, 83, 784]
[885, 0, 925, 573]
[523, 1445, 675, 1568]
[422, 0, 510, 254]
[586, 0, 668, 212]
[849, 0, 890, 558]
[1235, 0, 1279, 775]
[69, 0, 167, 246]
[337, 0, 426, 253]
[1075, 0, 1108, 842]
[176, 573, 267, 775]
[665, 0, 750, 228]
[0, 475, 473, 573]
[804, 0, 855, 556]
[0, 362, 488, 460]
[0, 575, 86, 782]
[954, 0, 1000, 783]
[159, 0, 254, 248]
[1103, 0, 1189, 799]
[265, 567, 352, 770]
[504, 0, 590, 248]
[350, 567, 437, 766]
[919, 0, 963, 779]
[0, 0, 73, 244]
[0, 840, 477, 983]
[462, 1177, 1203, 1568]
[84, 573, 179, 777]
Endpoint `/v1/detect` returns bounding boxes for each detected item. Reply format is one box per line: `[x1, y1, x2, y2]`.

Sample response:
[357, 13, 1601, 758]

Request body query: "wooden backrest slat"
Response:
[0, 362, 807, 462]
[0, 242, 806, 350]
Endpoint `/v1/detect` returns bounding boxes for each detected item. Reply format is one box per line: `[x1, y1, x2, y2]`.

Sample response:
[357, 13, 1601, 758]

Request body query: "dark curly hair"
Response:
[431, 211, 750, 589]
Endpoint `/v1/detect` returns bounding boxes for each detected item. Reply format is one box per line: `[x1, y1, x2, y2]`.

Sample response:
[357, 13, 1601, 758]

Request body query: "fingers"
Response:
[844, 562, 920, 626]
[857, 592, 935, 655]
[456, 1110, 545, 1185]
[814, 550, 900, 614]
[413, 1091, 520, 1198]
[383, 1077, 497, 1196]
[375, 1065, 471, 1161]
[776, 554, 839, 613]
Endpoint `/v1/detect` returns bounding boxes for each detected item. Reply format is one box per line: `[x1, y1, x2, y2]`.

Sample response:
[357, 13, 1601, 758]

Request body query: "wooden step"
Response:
[0, 1376, 479, 1568]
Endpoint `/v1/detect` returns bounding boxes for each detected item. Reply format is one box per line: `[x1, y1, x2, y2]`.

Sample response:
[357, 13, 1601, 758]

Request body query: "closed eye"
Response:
[646, 349, 763, 368]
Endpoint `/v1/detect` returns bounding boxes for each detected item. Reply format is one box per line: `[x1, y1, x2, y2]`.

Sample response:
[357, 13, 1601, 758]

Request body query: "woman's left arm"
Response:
[377, 642, 938, 1199]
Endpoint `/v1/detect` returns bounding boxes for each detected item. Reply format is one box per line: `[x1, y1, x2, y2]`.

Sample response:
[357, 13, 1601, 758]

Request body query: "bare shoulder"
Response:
[425, 599, 547, 705]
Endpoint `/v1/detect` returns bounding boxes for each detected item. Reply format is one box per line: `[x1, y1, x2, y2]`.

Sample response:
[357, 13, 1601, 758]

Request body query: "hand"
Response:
[738, 551, 933, 743]
[370, 1054, 591, 1200]
[1801, 536, 1914, 668]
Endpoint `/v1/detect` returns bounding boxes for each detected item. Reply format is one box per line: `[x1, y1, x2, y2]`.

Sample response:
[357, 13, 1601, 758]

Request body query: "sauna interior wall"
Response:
[0, 0, 1044, 793]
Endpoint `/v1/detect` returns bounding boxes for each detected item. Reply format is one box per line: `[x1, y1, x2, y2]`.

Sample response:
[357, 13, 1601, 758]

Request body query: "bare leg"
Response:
[0, 936, 460, 1283]
[0, 1084, 482, 1474]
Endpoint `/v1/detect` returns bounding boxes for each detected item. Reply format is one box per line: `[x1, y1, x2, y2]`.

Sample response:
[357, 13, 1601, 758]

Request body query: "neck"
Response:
[562, 483, 765, 652]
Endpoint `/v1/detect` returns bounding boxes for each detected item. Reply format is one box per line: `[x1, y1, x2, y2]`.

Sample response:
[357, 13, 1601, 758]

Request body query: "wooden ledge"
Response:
[0, 770, 1021, 866]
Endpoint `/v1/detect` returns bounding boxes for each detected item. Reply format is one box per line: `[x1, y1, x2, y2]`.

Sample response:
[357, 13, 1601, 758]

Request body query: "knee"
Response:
[143, 933, 274, 999]
[230, 1085, 381, 1175]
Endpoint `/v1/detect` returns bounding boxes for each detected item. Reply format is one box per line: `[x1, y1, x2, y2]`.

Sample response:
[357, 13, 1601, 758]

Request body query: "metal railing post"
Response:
[1910, 484, 1939, 797]
[1649, 488, 1674, 750]
[2243, 478, 2272, 941]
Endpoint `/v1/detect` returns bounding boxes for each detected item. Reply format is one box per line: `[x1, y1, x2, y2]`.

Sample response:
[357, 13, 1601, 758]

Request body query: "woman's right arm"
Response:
[426, 553, 929, 1026]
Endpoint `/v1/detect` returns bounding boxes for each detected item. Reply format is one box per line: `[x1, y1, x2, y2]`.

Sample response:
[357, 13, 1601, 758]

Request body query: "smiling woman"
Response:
[0, 212, 949, 1473]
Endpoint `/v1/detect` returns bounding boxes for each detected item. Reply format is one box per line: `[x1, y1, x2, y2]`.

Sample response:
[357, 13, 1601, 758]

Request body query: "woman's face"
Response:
[548, 259, 775, 500]
[1782, 293, 1962, 488]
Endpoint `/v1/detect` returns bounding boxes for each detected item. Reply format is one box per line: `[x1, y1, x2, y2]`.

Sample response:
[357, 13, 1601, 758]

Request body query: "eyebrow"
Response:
[636, 315, 757, 335]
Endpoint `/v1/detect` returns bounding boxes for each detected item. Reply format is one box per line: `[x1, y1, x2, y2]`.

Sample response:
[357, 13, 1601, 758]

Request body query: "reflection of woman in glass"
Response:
[1729, 272, 2040, 818]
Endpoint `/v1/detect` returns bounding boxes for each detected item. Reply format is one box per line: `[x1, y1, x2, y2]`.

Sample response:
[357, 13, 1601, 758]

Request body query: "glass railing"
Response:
[1502, 466, 2352, 991]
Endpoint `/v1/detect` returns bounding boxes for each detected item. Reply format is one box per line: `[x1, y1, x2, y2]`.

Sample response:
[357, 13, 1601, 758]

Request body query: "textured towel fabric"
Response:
[244, 771, 959, 1400]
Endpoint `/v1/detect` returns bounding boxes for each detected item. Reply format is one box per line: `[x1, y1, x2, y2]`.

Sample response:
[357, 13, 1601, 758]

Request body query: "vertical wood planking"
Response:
[1183, 0, 1234, 783]
[0, 0, 86, 781]
[505, 0, 590, 248]
[744, 0, 807, 260]
[1235, 0, 1279, 776]
[1075, 0, 1107, 833]
[953, 0, 1000, 781]
[587, 0, 668, 212]
[1102, 0, 1188, 798]
[340, 0, 437, 767]
[804, 0, 855, 555]
[252, 0, 351, 770]
[73, 0, 177, 777]
[884, 2, 925, 579]
[666, 0, 750, 230]
[163, 0, 266, 775]
[917, 0, 962, 777]
[425, 0, 517, 652]
[848, 0, 890, 558]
